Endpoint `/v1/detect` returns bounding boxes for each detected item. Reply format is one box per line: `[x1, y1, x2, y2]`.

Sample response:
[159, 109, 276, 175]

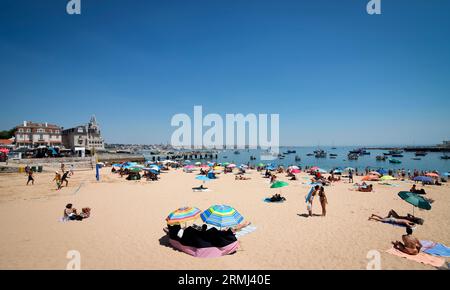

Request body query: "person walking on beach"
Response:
[348, 170, 354, 183]
[69, 164, 75, 176]
[26, 169, 34, 185]
[318, 186, 328, 216]
[53, 171, 62, 190]
[61, 171, 69, 187]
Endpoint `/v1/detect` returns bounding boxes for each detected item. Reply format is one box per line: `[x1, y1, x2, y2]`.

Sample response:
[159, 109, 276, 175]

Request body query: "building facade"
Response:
[14, 121, 62, 148]
[62, 116, 105, 152]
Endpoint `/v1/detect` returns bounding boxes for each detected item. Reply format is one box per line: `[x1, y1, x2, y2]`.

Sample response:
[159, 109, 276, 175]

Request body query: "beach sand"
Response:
[0, 168, 448, 269]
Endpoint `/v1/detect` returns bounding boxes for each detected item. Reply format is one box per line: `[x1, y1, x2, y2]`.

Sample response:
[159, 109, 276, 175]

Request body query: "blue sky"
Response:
[1, 0, 449, 146]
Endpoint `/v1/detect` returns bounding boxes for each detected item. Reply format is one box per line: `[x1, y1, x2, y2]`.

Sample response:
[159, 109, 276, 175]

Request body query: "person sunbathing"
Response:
[64, 204, 78, 220]
[268, 193, 286, 202]
[358, 184, 373, 192]
[228, 221, 252, 233]
[410, 185, 426, 195]
[385, 209, 424, 225]
[392, 228, 422, 255]
[235, 175, 250, 180]
[368, 214, 415, 228]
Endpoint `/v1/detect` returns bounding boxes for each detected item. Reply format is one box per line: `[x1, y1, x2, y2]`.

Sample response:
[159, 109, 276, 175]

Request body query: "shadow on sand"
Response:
[297, 213, 323, 218]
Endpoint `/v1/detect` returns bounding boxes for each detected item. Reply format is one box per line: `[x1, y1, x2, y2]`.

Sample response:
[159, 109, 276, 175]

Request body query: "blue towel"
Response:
[305, 187, 315, 203]
[421, 241, 450, 257]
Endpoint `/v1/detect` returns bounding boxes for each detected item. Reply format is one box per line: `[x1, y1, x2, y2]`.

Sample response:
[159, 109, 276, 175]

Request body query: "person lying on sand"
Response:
[268, 193, 286, 202]
[392, 228, 422, 255]
[410, 184, 426, 195]
[358, 184, 373, 192]
[385, 209, 424, 225]
[228, 221, 252, 233]
[368, 214, 415, 228]
[235, 175, 251, 180]
[192, 184, 208, 190]
[64, 204, 77, 220]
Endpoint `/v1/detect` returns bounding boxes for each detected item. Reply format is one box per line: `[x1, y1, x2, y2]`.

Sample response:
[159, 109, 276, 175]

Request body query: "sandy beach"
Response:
[0, 167, 448, 270]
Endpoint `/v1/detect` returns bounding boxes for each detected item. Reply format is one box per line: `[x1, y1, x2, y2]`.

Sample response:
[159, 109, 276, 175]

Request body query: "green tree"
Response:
[0, 128, 15, 139]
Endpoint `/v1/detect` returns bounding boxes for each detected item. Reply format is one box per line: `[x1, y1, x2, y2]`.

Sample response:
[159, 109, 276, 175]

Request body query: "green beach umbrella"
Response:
[222, 162, 230, 166]
[270, 181, 289, 189]
[257, 163, 265, 167]
[129, 167, 142, 173]
[270, 180, 289, 195]
[380, 175, 395, 181]
[398, 191, 431, 216]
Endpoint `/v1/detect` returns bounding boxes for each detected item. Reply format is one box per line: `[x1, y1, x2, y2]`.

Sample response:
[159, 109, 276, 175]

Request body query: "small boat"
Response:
[415, 151, 427, 157]
[389, 158, 402, 164]
[306, 153, 314, 156]
[348, 153, 359, 160]
[391, 154, 404, 158]
[376, 155, 386, 161]
[331, 147, 337, 150]
[330, 157, 336, 159]
[287, 150, 296, 154]
[234, 150, 240, 154]
[295, 155, 301, 162]
[223, 156, 228, 159]
[314, 149, 327, 158]
[412, 158, 421, 161]
[441, 155, 450, 160]
[330, 153, 338, 157]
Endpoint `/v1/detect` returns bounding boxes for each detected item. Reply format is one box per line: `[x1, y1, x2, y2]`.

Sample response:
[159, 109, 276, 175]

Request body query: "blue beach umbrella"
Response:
[413, 176, 433, 183]
[201, 205, 244, 228]
[377, 169, 388, 175]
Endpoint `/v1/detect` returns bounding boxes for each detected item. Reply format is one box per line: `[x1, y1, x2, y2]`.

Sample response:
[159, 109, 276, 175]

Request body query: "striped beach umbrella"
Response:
[201, 205, 244, 228]
[166, 207, 202, 225]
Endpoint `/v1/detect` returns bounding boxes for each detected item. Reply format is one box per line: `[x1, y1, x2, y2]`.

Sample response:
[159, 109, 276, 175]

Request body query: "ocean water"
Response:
[145, 146, 449, 173]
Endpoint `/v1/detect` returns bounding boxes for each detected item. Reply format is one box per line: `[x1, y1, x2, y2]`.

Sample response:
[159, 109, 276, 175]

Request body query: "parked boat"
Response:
[441, 155, 450, 160]
[412, 158, 421, 161]
[392, 154, 404, 158]
[348, 153, 359, 160]
[415, 151, 427, 157]
[376, 155, 386, 161]
[295, 155, 301, 162]
[330, 153, 338, 157]
[314, 149, 327, 158]
[234, 150, 240, 154]
[389, 158, 402, 164]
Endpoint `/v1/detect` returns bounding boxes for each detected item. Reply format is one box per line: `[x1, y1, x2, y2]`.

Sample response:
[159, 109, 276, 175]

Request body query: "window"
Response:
[18, 128, 24, 132]
[37, 129, 45, 133]
[39, 134, 43, 140]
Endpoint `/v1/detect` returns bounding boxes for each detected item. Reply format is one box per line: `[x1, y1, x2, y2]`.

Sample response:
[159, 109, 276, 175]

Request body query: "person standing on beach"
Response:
[61, 163, 65, 173]
[349, 170, 354, 183]
[318, 186, 328, 216]
[69, 164, 75, 176]
[26, 169, 34, 185]
[306, 185, 320, 217]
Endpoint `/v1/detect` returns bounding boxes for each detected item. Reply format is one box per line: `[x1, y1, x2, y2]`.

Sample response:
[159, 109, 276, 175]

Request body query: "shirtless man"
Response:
[392, 228, 422, 255]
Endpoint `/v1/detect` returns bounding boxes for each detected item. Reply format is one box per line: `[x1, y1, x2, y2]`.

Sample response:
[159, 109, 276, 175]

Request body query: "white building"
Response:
[14, 121, 62, 148]
[62, 116, 105, 155]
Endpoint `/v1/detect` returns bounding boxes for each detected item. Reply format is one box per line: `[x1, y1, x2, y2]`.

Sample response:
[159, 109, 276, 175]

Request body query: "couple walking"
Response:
[305, 185, 328, 217]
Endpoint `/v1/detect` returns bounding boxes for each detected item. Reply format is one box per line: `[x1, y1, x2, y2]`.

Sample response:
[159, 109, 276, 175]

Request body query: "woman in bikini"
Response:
[319, 186, 328, 216]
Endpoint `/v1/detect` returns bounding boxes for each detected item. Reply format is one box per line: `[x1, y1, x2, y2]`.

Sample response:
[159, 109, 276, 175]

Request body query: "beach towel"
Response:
[263, 198, 285, 203]
[234, 225, 257, 238]
[169, 239, 239, 258]
[420, 240, 450, 257]
[305, 187, 314, 203]
[386, 247, 445, 268]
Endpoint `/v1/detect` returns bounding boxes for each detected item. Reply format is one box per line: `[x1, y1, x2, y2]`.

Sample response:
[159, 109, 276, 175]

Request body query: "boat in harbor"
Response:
[412, 157, 421, 161]
[392, 154, 404, 158]
[314, 149, 327, 158]
[376, 155, 386, 161]
[415, 151, 428, 157]
[330, 153, 338, 157]
[442, 155, 450, 160]
[348, 153, 358, 160]
[389, 158, 402, 164]
[295, 155, 301, 162]
[306, 153, 314, 157]
[234, 150, 240, 154]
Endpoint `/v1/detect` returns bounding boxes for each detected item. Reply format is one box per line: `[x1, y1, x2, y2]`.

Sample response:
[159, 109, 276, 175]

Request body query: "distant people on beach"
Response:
[392, 228, 422, 255]
[61, 171, 70, 187]
[357, 184, 373, 192]
[26, 169, 34, 185]
[348, 170, 354, 183]
[410, 184, 426, 195]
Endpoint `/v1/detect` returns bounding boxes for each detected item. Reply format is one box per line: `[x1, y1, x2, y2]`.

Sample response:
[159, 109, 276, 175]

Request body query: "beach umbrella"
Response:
[195, 175, 211, 182]
[333, 169, 343, 174]
[310, 166, 319, 172]
[289, 166, 300, 170]
[380, 175, 395, 181]
[199, 164, 209, 168]
[362, 175, 379, 181]
[239, 164, 249, 168]
[207, 162, 215, 167]
[166, 206, 202, 226]
[315, 168, 327, 174]
[377, 169, 388, 175]
[398, 191, 431, 216]
[291, 169, 301, 174]
[344, 167, 355, 172]
[256, 163, 265, 167]
[129, 167, 142, 173]
[266, 166, 276, 171]
[222, 162, 230, 166]
[227, 164, 236, 168]
[425, 173, 439, 178]
[184, 160, 191, 163]
[270, 181, 289, 189]
[201, 205, 244, 228]
[213, 166, 224, 171]
[444, 172, 450, 177]
[413, 176, 433, 183]
[195, 161, 202, 166]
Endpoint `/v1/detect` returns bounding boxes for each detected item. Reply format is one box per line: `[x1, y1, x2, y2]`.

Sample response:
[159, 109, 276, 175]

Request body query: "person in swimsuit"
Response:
[319, 186, 328, 216]
[26, 169, 34, 185]
[61, 171, 69, 187]
[307, 185, 320, 217]
[53, 171, 62, 190]
[368, 214, 415, 228]
[385, 209, 424, 225]
[64, 204, 78, 220]
[392, 228, 422, 255]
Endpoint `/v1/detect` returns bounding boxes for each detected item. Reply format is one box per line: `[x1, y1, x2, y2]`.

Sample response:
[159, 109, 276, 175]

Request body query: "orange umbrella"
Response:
[362, 175, 380, 181]
[425, 172, 439, 178]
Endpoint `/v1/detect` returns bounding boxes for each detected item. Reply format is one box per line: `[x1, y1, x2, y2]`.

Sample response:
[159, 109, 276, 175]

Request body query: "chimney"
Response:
[23, 121, 27, 126]
[45, 122, 48, 127]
